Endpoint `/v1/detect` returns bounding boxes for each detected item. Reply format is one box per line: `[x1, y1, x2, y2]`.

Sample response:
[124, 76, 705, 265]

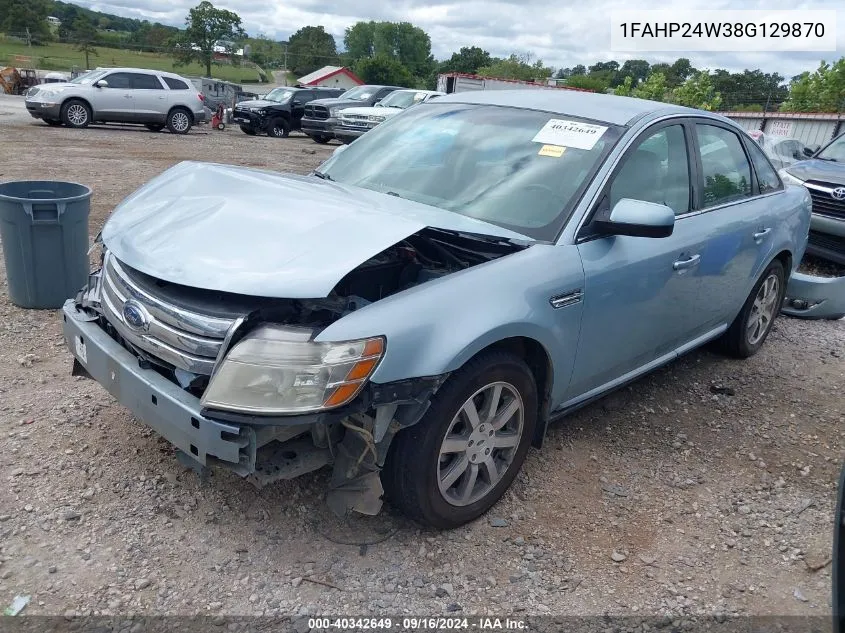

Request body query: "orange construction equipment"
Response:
[0, 67, 40, 95]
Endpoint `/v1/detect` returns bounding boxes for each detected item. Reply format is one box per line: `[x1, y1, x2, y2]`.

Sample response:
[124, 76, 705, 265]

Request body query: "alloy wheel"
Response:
[67, 104, 88, 126]
[437, 381, 525, 507]
[747, 273, 780, 345]
[171, 112, 190, 133]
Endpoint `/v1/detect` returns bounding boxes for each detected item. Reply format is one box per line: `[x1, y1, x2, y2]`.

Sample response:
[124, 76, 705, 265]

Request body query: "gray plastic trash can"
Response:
[0, 180, 92, 309]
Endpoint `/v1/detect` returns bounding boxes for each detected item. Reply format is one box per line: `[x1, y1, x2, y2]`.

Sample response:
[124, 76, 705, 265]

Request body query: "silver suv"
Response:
[25, 67, 207, 134]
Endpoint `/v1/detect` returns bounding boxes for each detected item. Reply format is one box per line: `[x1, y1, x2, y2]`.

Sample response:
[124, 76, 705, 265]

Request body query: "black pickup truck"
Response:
[300, 84, 403, 144]
[232, 86, 345, 138]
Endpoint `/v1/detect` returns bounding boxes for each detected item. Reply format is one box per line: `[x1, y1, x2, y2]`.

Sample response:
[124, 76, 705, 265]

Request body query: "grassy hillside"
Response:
[0, 38, 267, 83]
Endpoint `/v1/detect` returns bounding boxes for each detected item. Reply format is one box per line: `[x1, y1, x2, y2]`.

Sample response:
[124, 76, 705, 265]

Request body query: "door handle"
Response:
[753, 228, 772, 242]
[123, 94, 132, 99]
[673, 254, 701, 271]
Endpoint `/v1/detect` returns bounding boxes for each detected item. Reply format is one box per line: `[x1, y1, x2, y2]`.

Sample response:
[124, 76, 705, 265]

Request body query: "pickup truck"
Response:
[300, 84, 403, 144]
[232, 86, 344, 138]
[334, 89, 444, 144]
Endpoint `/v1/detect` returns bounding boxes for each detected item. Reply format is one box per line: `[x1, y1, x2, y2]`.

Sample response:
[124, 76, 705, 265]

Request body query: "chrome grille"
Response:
[305, 104, 329, 120]
[805, 181, 845, 220]
[100, 253, 240, 374]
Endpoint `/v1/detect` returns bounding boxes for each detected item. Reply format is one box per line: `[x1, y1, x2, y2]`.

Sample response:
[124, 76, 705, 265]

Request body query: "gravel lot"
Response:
[0, 93, 843, 620]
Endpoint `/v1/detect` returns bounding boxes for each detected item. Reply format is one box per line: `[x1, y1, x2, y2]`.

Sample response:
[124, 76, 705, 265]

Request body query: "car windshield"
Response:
[264, 88, 294, 103]
[70, 70, 107, 85]
[378, 90, 427, 109]
[817, 134, 845, 162]
[339, 86, 376, 101]
[319, 103, 624, 240]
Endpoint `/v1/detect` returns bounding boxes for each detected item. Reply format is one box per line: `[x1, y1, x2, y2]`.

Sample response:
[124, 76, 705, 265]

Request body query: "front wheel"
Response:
[61, 99, 91, 128]
[267, 117, 290, 138]
[382, 350, 537, 529]
[719, 259, 786, 358]
[166, 108, 192, 135]
[312, 135, 330, 144]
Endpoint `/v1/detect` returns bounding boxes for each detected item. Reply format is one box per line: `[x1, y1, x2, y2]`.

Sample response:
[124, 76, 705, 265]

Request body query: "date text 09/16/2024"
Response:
[307, 617, 528, 630]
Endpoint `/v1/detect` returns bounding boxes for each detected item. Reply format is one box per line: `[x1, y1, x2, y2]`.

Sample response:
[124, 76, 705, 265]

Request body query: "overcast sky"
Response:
[72, 0, 844, 79]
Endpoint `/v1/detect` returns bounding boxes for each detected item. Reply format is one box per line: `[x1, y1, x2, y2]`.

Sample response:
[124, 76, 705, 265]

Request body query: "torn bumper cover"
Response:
[782, 272, 845, 319]
[62, 299, 255, 472]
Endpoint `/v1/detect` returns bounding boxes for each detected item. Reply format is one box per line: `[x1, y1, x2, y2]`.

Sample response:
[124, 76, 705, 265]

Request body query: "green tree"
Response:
[344, 21, 434, 79]
[71, 17, 98, 69]
[711, 68, 786, 111]
[439, 46, 492, 74]
[670, 70, 723, 110]
[650, 58, 696, 88]
[632, 72, 669, 101]
[566, 74, 610, 92]
[344, 21, 376, 59]
[780, 59, 845, 113]
[287, 25, 339, 76]
[353, 53, 415, 87]
[173, 1, 245, 78]
[619, 59, 650, 86]
[246, 34, 285, 69]
[613, 76, 634, 96]
[477, 53, 551, 82]
[0, 0, 51, 39]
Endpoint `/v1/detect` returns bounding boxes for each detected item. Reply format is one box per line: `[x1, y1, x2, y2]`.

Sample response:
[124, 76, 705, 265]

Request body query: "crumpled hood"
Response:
[102, 161, 533, 299]
[786, 159, 845, 185]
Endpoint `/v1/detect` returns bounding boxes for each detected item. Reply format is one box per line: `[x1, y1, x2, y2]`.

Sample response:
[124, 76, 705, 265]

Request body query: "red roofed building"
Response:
[296, 66, 363, 90]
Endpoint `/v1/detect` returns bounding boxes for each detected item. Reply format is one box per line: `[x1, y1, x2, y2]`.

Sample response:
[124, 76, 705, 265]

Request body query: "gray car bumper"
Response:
[782, 272, 845, 319]
[25, 100, 61, 120]
[61, 300, 252, 470]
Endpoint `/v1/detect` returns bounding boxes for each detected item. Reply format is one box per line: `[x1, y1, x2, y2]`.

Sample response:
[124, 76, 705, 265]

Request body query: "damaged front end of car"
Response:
[66, 216, 527, 518]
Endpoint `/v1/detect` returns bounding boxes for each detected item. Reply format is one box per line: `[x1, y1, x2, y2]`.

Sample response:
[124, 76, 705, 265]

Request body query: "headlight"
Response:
[368, 115, 386, 122]
[779, 169, 804, 186]
[200, 325, 385, 415]
[329, 107, 341, 118]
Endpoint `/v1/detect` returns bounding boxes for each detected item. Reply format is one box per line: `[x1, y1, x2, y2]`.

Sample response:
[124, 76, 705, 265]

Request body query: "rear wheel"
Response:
[382, 350, 537, 529]
[719, 259, 786, 358]
[267, 117, 290, 138]
[166, 108, 192, 135]
[240, 125, 257, 135]
[146, 124, 164, 132]
[61, 99, 91, 128]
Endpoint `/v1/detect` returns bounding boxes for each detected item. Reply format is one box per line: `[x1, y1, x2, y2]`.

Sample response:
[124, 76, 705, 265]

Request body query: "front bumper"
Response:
[61, 299, 254, 471]
[782, 272, 845, 319]
[334, 126, 369, 142]
[25, 100, 61, 120]
[301, 117, 337, 137]
[231, 109, 264, 129]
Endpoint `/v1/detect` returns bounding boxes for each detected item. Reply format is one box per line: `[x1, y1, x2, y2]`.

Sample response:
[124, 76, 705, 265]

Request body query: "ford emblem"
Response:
[122, 300, 150, 332]
[832, 186, 845, 201]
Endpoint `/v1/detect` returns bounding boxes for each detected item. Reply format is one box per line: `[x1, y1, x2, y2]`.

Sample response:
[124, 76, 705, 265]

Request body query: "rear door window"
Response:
[130, 73, 165, 90]
[696, 124, 753, 207]
[744, 139, 782, 194]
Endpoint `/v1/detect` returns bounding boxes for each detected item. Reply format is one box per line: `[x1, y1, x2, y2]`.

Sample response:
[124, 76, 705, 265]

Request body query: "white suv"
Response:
[25, 67, 207, 134]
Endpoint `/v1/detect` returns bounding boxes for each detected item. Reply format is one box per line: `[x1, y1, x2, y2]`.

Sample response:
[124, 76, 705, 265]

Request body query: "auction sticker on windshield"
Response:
[533, 119, 608, 150]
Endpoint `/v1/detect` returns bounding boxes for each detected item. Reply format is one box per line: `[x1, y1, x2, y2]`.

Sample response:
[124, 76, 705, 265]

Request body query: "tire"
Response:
[166, 108, 192, 135]
[44, 119, 63, 127]
[267, 117, 290, 138]
[312, 135, 330, 144]
[217, 122, 225, 131]
[382, 350, 537, 529]
[240, 125, 257, 135]
[61, 99, 91, 128]
[146, 124, 164, 132]
[719, 259, 786, 358]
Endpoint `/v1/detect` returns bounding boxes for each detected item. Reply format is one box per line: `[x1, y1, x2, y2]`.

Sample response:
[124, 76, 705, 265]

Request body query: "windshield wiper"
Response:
[313, 170, 334, 181]
[385, 191, 404, 198]
[818, 157, 838, 162]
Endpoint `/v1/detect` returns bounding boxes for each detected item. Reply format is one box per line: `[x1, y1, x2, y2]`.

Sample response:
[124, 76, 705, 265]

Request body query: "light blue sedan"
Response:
[63, 89, 811, 529]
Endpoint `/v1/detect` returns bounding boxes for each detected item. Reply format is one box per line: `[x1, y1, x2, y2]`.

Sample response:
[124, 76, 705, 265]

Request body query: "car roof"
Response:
[433, 89, 710, 126]
[94, 67, 188, 80]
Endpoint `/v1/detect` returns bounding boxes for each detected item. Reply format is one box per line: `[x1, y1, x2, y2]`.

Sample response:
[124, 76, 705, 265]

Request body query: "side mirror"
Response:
[834, 462, 844, 632]
[95, 79, 108, 88]
[803, 146, 816, 157]
[593, 198, 675, 238]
